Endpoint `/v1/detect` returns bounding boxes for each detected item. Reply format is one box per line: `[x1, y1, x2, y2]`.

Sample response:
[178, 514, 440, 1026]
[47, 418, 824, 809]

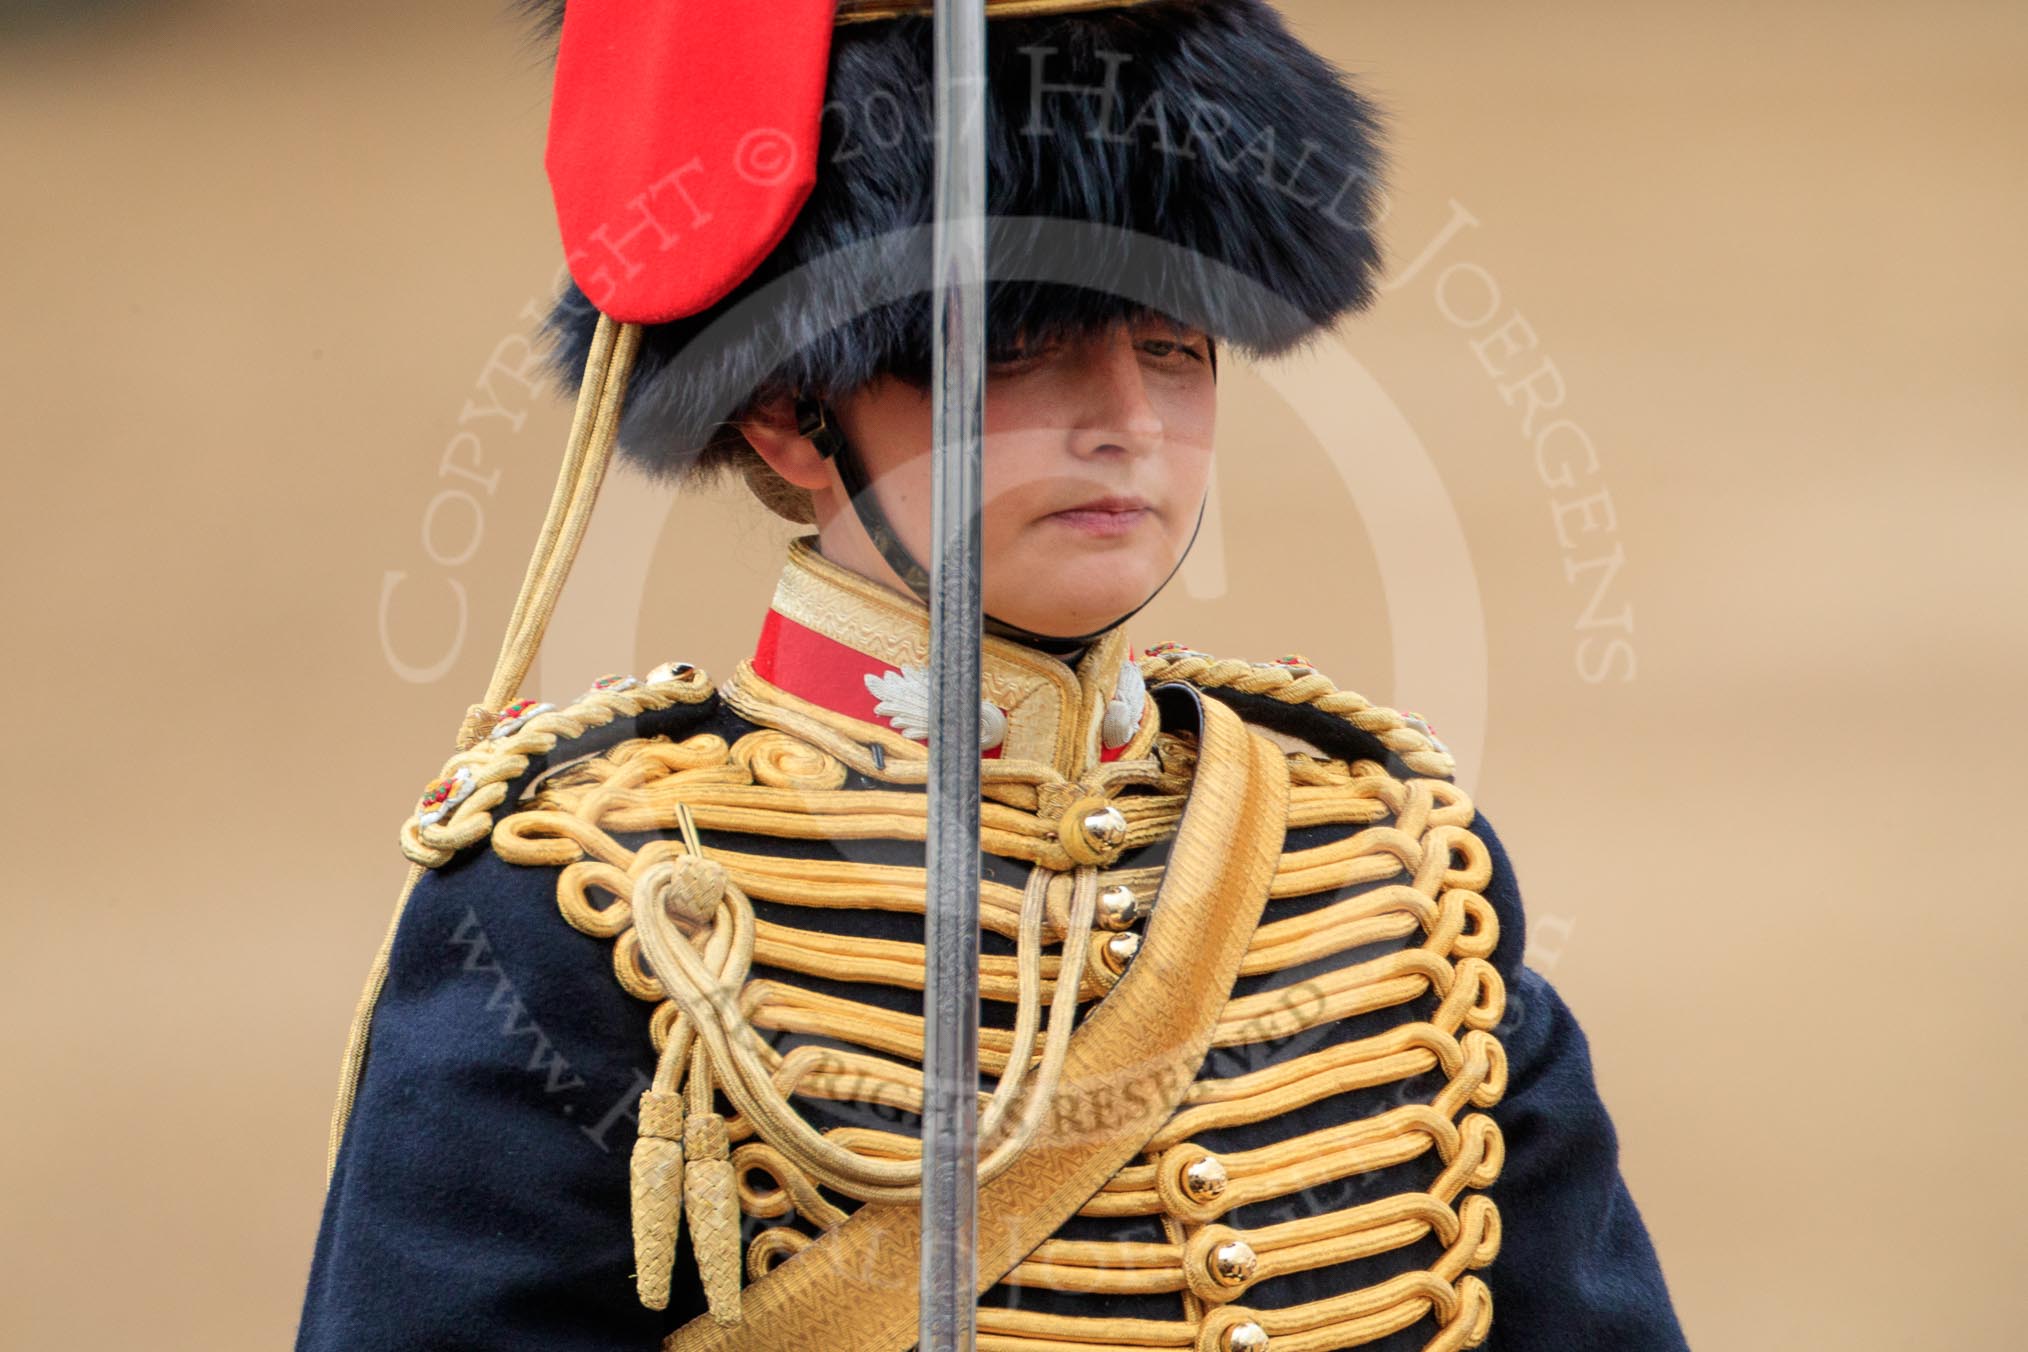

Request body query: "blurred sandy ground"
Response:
[2, 0, 2022, 1346]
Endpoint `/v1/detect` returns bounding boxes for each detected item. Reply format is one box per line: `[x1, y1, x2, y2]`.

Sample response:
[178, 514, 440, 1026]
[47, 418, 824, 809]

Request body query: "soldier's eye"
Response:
[1142, 337, 1209, 364]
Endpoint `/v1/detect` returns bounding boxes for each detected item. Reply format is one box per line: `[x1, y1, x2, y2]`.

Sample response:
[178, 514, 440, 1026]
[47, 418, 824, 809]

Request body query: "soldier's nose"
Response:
[1074, 335, 1164, 456]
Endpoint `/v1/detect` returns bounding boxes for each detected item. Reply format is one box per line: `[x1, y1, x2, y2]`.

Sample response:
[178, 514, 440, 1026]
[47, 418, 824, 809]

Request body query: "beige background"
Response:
[4, 0, 2023, 1347]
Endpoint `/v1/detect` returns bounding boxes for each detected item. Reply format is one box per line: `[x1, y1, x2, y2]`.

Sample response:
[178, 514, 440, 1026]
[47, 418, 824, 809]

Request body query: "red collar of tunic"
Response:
[737, 537, 1147, 777]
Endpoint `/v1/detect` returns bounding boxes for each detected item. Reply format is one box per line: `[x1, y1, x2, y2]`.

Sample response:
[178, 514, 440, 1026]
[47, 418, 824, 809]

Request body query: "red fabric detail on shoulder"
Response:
[545, 0, 836, 324]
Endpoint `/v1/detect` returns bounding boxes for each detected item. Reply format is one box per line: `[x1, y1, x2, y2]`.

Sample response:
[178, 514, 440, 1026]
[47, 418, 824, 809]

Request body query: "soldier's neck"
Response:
[806, 524, 1104, 666]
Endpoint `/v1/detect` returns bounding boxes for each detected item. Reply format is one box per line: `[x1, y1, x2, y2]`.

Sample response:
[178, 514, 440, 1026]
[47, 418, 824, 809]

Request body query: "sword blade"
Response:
[921, 2, 987, 1350]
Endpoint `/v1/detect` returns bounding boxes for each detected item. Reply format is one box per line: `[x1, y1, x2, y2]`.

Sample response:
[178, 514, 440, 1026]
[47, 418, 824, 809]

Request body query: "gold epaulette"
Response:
[398, 662, 715, 868]
[1136, 644, 1458, 781]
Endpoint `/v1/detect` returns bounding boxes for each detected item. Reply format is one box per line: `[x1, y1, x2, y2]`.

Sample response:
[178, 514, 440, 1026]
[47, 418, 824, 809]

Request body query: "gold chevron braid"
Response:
[836, 0, 1169, 22]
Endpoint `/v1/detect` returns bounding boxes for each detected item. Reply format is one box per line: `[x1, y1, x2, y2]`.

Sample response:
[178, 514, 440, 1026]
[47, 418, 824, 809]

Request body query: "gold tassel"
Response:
[684, 1109, 743, 1324]
[630, 1089, 688, 1310]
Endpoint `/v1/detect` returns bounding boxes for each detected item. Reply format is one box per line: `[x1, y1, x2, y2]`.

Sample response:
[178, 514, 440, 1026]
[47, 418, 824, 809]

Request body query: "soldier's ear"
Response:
[736, 394, 832, 492]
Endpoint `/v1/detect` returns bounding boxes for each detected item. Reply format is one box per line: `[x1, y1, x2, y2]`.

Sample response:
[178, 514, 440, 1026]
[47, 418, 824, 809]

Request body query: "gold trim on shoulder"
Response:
[1138, 648, 1458, 781]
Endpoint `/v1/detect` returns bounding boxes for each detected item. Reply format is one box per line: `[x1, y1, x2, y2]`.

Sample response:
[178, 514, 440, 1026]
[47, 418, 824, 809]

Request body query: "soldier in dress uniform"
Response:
[296, 2, 1692, 1349]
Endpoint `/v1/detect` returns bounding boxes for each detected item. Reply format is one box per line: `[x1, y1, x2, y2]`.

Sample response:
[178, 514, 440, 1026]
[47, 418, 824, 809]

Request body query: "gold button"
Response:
[1223, 1321, 1269, 1352]
[1060, 796, 1130, 866]
[1209, 1240, 1258, 1287]
[1082, 804, 1128, 848]
[1102, 931, 1141, 973]
[1095, 884, 1143, 931]
[1182, 1153, 1230, 1204]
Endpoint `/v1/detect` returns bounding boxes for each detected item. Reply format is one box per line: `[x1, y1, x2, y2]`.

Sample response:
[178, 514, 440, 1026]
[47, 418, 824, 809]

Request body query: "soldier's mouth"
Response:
[1045, 497, 1152, 537]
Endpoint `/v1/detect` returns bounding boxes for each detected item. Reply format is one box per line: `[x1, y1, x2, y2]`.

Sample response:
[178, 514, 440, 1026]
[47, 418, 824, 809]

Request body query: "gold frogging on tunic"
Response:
[463, 544, 1499, 1349]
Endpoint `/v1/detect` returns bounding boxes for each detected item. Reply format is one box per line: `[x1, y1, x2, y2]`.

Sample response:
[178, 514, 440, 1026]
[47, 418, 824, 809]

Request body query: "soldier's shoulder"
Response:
[398, 661, 722, 868]
[1136, 642, 1457, 782]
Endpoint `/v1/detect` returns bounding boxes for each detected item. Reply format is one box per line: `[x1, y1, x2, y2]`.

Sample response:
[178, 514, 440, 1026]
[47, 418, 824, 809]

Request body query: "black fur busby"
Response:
[521, 0, 1390, 491]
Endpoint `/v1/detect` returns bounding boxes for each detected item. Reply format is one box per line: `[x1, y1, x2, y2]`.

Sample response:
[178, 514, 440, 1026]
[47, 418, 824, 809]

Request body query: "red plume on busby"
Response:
[518, 0, 1391, 488]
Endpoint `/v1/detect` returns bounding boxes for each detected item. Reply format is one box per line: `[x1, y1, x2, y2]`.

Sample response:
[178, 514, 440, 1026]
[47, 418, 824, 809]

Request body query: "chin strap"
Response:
[792, 339, 1215, 652]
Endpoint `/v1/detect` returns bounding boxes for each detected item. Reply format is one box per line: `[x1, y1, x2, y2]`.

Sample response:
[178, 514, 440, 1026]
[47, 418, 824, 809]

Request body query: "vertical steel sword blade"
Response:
[921, 2, 987, 1350]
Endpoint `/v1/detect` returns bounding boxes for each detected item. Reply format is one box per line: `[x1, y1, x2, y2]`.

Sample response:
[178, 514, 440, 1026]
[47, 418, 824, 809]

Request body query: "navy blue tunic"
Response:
[296, 694, 1689, 1350]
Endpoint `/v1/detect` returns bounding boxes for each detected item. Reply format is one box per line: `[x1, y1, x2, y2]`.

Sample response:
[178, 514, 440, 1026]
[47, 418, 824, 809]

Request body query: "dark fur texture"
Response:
[520, 0, 1389, 483]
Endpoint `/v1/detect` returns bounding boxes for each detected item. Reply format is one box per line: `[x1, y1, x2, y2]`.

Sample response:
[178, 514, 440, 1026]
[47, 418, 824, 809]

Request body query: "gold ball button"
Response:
[1209, 1240, 1258, 1287]
[1223, 1321, 1269, 1352]
[1060, 796, 1130, 866]
[1083, 804, 1128, 848]
[1182, 1153, 1230, 1204]
[1102, 930, 1142, 973]
[1095, 884, 1142, 931]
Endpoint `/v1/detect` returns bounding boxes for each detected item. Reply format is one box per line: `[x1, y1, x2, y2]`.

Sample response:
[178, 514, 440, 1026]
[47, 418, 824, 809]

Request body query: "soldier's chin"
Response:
[985, 552, 1172, 641]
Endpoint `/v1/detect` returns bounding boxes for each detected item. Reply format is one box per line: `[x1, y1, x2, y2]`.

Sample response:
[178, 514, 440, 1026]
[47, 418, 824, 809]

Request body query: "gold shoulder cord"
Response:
[1137, 652, 1457, 781]
[322, 315, 644, 1180]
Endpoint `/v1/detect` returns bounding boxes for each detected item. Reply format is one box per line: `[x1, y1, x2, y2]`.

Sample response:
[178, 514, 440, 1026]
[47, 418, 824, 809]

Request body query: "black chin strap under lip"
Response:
[793, 395, 1210, 651]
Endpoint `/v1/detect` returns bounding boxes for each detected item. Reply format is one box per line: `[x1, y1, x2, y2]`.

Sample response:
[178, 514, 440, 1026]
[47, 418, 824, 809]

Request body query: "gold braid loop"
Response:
[1137, 652, 1457, 781]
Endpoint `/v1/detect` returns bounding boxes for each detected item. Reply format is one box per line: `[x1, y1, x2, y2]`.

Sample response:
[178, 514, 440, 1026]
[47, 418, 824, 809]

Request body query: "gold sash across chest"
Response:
[667, 693, 1292, 1352]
